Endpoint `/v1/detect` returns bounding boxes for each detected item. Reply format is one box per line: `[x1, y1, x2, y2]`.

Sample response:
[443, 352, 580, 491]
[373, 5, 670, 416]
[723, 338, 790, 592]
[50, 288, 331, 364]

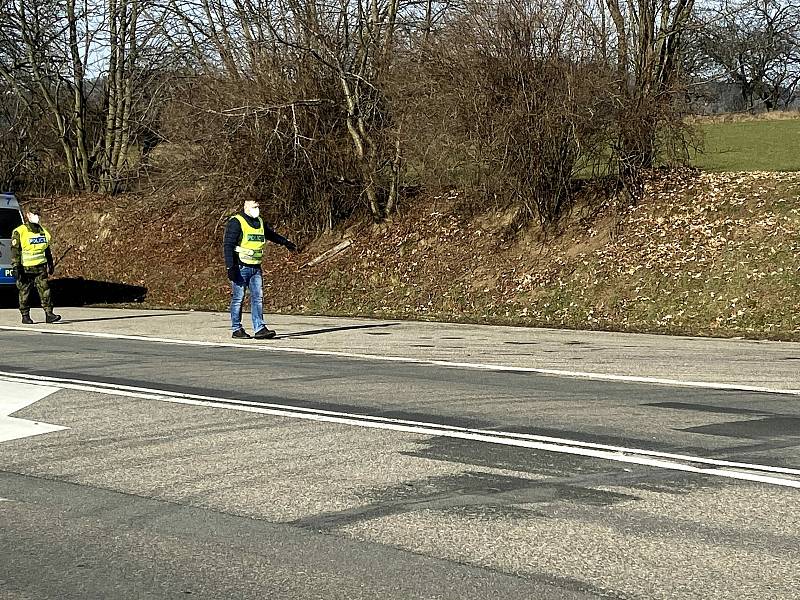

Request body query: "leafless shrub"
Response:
[394, 0, 618, 227]
[156, 69, 363, 235]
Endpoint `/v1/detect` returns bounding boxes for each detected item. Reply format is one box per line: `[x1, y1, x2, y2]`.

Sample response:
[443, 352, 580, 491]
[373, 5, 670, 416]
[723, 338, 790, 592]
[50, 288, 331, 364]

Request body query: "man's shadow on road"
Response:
[58, 312, 188, 324]
[275, 322, 400, 338]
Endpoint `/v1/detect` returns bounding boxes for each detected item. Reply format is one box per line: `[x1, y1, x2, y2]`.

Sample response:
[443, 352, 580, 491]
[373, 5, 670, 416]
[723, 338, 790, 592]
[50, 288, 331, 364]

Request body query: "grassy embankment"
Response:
[295, 115, 800, 339]
[46, 113, 800, 340]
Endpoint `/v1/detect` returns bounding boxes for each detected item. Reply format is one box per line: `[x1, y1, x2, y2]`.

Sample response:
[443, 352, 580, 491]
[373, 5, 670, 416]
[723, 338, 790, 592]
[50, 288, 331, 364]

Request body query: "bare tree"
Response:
[694, 0, 800, 110]
[0, 0, 177, 193]
[604, 0, 696, 181]
[0, 0, 82, 190]
[265, 0, 406, 221]
[0, 81, 52, 191]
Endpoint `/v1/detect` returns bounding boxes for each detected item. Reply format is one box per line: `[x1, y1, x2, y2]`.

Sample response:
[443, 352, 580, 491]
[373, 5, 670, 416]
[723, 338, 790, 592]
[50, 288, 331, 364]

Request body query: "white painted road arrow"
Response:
[0, 381, 66, 443]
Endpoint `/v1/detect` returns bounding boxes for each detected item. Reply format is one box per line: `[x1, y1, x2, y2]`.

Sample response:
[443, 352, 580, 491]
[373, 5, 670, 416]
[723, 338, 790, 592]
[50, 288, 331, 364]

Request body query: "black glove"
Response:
[13, 266, 26, 282]
[284, 240, 298, 252]
[227, 266, 243, 284]
[47, 261, 55, 275]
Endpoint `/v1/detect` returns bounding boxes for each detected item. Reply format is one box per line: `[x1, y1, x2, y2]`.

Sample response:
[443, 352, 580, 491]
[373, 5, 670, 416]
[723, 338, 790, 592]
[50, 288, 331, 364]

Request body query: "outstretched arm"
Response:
[264, 223, 297, 251]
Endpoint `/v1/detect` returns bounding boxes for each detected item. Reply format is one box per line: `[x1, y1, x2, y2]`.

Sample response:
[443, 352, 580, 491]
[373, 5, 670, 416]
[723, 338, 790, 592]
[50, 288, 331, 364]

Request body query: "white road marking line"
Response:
[2, 372, 799, 489]
[2, 325, 799, 395]
[0, 381, 67, 442]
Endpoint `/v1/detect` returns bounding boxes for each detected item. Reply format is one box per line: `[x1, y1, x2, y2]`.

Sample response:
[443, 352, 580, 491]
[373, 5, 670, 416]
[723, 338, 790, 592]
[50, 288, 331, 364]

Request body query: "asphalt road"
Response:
[1, 321, 799, 599]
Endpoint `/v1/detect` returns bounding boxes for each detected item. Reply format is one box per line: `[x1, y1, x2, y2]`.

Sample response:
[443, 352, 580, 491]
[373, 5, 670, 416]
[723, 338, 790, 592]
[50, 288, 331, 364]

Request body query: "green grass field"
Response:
[692, 118, 800, 172]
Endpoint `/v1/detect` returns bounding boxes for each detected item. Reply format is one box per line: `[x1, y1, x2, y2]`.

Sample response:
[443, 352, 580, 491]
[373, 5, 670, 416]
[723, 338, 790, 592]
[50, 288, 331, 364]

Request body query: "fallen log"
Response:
[303, 239, 352, 268]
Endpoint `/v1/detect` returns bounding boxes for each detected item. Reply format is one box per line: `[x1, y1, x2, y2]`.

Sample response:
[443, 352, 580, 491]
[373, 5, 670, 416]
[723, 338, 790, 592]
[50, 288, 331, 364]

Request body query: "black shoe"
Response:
[254, 327, 276, 339]
[21, 314, 33, 325]
[45, 313, 62, 323]
[232, 328, 251, 339]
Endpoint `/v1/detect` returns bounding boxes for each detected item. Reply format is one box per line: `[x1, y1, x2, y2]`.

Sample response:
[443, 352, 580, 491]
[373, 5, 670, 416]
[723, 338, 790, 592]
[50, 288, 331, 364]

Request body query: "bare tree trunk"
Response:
[384, 126, 401, 217]
[67, 0, 91, 190]
[100, 0, 139, 193]
[115, 0, 138, 175]
[111, 1, 128, 176]
[340, 71, 382, 219]
[424, 0, 433, 43]
[605, 0, 628, 78]
[201, 0, 241, 77]
[101, 0, 120, 193]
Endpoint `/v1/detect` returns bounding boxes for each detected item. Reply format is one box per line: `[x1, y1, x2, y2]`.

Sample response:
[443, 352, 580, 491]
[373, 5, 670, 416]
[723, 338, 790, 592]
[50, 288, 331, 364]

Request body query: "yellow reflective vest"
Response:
[232, 215, 266, 265]
[13, 224, 51, 267]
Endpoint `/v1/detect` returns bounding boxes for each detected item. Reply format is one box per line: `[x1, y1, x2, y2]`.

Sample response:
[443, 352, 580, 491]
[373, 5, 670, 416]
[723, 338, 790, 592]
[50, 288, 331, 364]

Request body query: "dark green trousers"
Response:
[16, 265, 53, 312]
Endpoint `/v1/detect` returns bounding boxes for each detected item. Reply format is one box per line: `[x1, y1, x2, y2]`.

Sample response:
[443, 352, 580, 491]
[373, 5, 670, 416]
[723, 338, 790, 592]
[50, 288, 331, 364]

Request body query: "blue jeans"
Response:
[229, 265, 265, 332]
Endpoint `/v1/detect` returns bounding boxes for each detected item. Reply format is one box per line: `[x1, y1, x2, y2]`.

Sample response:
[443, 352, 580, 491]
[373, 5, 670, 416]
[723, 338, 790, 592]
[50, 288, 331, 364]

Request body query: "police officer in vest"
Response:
[223, 197, 297, 339]
[11, 205, 61, 324]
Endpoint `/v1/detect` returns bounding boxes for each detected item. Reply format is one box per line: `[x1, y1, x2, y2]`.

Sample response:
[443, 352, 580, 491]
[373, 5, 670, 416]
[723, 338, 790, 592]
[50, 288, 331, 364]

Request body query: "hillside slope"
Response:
[38, 169, 800, 340]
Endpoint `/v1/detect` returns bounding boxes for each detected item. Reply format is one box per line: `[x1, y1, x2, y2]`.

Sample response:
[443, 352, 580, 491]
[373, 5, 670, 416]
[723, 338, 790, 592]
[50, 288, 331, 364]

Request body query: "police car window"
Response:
[0, 208, 23, 238]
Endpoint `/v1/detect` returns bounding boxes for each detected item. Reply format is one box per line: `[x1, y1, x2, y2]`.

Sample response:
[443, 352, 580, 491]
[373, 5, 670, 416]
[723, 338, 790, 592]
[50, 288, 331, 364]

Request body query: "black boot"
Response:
[45, 311, 62, 323]
[254, 327, 276, 339]
[21, 311, 33, 325]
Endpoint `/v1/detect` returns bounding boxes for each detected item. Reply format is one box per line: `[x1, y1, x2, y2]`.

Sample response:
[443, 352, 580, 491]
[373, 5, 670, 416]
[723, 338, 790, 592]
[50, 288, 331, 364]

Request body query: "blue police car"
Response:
[0, 193, 24, 286]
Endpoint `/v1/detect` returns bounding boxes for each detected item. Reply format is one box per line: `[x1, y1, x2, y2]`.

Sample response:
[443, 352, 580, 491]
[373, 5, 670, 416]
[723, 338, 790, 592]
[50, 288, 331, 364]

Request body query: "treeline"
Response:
[0, 0, 797, 232]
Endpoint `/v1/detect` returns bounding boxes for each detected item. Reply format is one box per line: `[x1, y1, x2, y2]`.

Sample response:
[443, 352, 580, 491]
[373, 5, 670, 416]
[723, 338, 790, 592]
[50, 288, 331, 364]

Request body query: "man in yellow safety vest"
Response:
[223, 197, 297, 339]
[11, 204, 61, 324]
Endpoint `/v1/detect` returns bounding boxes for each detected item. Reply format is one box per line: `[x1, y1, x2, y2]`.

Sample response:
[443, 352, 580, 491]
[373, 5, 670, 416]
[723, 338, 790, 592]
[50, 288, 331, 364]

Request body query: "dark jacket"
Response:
[223, 213, 292, 269]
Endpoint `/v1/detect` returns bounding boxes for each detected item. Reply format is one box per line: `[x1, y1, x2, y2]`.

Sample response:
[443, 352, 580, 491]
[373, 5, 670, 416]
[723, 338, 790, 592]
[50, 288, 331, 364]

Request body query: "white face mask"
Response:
[28, 214, 40, 224]
[245, 206, 260, 219]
